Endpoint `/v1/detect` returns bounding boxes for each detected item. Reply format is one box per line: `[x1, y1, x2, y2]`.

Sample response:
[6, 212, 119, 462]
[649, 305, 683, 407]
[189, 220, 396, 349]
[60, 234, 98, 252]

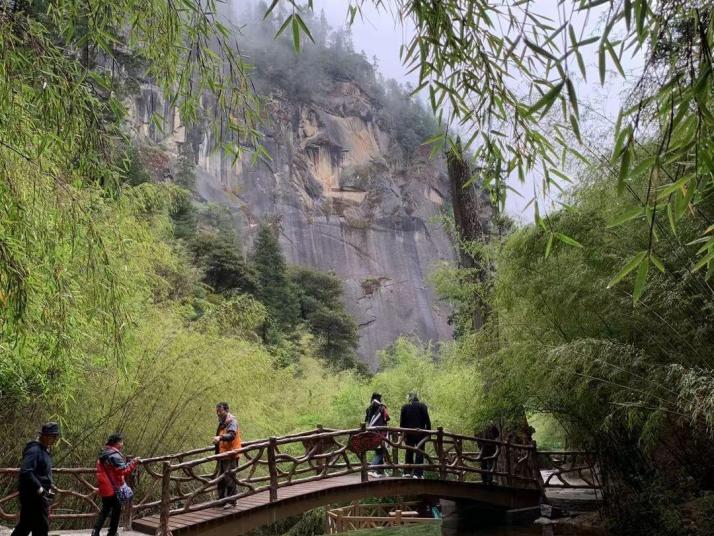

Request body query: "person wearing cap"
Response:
[400, 393, 431, 479]
[11, 422, 60, 536]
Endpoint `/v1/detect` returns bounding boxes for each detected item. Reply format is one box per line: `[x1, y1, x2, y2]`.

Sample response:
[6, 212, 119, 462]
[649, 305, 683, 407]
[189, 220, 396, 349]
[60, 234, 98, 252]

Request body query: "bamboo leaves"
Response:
[607, 250, 647, 290]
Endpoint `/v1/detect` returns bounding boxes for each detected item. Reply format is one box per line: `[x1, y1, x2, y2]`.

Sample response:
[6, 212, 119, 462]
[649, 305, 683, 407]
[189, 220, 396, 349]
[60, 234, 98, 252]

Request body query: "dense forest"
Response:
[2, 1, 714, 535]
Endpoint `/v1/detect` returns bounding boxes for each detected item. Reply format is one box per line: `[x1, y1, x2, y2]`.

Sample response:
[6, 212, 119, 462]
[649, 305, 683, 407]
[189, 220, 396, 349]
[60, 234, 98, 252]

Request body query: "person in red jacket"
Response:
[92, 434, 140, 536]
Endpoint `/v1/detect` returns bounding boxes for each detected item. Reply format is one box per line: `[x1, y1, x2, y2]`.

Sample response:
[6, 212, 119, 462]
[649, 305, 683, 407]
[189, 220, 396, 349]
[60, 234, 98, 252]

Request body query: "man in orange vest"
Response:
[212, 402, 241, 509]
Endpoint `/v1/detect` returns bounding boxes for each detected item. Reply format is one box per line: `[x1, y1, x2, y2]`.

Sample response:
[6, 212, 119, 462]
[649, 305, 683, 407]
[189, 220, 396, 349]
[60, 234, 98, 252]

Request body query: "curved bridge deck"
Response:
[132, 474, 542, 536]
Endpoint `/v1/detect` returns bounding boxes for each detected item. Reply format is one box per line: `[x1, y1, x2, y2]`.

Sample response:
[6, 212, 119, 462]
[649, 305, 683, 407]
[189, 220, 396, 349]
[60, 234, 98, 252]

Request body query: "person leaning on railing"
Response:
[92, 433, 140, 536]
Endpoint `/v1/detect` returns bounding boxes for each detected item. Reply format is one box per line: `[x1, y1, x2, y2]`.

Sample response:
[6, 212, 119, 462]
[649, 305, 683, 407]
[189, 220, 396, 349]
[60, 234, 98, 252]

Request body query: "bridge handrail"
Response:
[0, 426, 599, 532]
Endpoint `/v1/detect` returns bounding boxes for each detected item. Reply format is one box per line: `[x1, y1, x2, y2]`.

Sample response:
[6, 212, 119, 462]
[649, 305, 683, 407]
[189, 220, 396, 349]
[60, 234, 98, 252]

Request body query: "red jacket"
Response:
[96, 446, 138, 497]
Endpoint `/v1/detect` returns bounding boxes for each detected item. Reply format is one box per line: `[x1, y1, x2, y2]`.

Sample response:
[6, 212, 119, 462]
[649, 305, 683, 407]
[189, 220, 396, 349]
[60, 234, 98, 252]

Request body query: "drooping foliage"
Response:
[264, 0, 714, 300]
[431, 158, 714, 534]
[0, 0, 265, 377]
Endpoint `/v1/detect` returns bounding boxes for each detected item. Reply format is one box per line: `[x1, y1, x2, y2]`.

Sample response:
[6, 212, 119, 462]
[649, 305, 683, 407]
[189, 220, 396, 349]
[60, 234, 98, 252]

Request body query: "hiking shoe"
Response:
[368, 471, 383, 478]
[223, 502, 236, 510]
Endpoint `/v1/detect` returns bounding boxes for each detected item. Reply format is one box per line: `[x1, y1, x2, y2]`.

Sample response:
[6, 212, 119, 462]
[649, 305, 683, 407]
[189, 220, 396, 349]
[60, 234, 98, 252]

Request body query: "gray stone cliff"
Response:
[131, 80, 456, 370]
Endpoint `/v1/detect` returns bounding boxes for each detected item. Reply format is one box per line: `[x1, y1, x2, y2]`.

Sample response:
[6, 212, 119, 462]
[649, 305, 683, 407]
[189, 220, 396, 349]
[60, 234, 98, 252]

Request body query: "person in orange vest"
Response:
[212, 402, 241, 509]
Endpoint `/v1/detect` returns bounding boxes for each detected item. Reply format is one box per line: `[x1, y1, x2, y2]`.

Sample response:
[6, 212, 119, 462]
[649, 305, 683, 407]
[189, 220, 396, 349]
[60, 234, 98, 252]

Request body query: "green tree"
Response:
[192, 233, 256, 294]
[123, 143, 151, 186]
[433, 162, 714, 534]
[170, 190, 197, 240]
[252, 223, 299, 337]
[289, 267, 358, 368]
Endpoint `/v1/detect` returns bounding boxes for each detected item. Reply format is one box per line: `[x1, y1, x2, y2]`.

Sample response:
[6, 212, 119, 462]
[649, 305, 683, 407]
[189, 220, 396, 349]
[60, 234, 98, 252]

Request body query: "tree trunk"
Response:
[446, 141, 492, 329]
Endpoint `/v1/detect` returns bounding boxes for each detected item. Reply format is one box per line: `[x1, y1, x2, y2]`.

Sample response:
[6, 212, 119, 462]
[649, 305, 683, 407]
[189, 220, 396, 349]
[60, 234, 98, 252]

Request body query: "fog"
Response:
[230, 1, 644, 222]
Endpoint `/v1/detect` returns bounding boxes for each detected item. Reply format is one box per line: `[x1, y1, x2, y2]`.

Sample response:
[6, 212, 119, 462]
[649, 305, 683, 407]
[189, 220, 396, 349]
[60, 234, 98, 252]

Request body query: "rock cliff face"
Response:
[131, 80, 456, 370]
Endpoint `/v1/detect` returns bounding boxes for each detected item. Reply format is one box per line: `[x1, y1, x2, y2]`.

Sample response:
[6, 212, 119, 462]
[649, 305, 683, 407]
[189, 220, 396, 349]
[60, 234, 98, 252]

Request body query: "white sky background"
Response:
[242, 1, 645, 222]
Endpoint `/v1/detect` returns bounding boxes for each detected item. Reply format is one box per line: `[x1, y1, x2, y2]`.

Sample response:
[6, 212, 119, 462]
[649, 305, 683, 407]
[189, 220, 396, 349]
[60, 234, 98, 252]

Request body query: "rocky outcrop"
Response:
[130, 81, 457, 370]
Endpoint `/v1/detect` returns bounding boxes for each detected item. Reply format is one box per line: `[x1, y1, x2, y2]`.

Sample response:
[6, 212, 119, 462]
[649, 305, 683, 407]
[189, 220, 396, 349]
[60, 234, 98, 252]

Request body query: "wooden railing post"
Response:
[436, 427, 446, 480]
[394, 509, 402, 526]
[268, 437, 278, 502]
[158, 461, 171, 536]
[505, 439, 513, 488]
[391, 431, 399, 478]
[124, 461, 138, 529]
[532, 442, 546, 495]
[456, 437, 464, 482]
[359, 422, 368, 482]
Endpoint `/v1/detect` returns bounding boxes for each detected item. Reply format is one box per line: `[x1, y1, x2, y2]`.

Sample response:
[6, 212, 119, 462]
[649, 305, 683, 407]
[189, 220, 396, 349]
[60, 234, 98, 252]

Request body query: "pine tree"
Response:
[252, 223, 299, 337]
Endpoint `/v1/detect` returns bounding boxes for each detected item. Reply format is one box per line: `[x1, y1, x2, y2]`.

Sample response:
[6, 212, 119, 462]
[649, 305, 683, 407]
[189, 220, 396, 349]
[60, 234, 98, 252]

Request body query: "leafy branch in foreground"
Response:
[1, 0, 264, 357]
[267, 0, 714, 294]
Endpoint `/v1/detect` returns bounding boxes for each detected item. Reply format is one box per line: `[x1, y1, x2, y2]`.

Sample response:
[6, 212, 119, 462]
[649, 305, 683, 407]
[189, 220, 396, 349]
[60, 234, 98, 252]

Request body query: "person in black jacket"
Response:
[399, 393, 431, 478]
[476, 424, 499, 484]
[12, 422, 61, 536]
[365, 392, 389, 478]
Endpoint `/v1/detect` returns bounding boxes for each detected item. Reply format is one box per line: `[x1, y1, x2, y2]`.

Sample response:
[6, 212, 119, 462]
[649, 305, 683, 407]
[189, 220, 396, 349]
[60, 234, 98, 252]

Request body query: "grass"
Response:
[345, 524, 441, 536]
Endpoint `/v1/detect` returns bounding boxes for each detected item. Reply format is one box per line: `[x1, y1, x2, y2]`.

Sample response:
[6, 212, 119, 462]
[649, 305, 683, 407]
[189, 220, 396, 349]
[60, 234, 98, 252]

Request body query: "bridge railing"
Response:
[0, 430, 323, 527]
[325, 501, 440, 533]
[537, 450, 600, 489]
[0, 467, 100, 524]
[142, 424, 545, 533]
[0, 427, 599, 533]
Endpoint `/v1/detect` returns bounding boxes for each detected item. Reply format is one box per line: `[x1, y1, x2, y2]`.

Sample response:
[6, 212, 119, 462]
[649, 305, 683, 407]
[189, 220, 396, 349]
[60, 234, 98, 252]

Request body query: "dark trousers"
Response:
[11, 493, 49, 536]
[92, 495, 122, 536]
[481, 458, 495, 483]
[405, 435, 425, 477]
[370, 448, 385, 474]
[217, 459, 237, 503]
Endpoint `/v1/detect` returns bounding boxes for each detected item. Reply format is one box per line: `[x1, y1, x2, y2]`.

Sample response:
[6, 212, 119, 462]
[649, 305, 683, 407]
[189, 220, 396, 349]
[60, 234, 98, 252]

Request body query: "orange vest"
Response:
[218, 414, 242, 459]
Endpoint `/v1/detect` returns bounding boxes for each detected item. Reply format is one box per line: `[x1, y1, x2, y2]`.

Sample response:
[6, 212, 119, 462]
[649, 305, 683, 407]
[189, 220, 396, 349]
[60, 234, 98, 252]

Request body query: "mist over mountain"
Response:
[128, 2, 470, 367]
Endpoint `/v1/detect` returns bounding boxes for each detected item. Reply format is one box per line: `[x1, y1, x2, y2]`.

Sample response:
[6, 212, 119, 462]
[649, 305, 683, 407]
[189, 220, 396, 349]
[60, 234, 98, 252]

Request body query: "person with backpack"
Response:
[365, 392, 389, 478]
[11, 422, 61, 536]
[92, 433, 140, 536]
[400, 392, 431, 478]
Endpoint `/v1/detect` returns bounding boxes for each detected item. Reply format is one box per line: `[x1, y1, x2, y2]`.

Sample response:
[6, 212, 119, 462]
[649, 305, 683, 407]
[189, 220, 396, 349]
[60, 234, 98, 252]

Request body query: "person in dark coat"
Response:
[365, 392, 389, 477]
[476, 423, 499, 484]
[11, 422, 61, 536]
[399, 393, 431, 478]
[92, 433, 140, 536]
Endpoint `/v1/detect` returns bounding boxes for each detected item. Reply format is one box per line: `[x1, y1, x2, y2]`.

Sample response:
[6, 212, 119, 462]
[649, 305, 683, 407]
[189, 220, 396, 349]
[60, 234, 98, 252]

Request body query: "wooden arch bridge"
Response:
[0, 426, 599, 535]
